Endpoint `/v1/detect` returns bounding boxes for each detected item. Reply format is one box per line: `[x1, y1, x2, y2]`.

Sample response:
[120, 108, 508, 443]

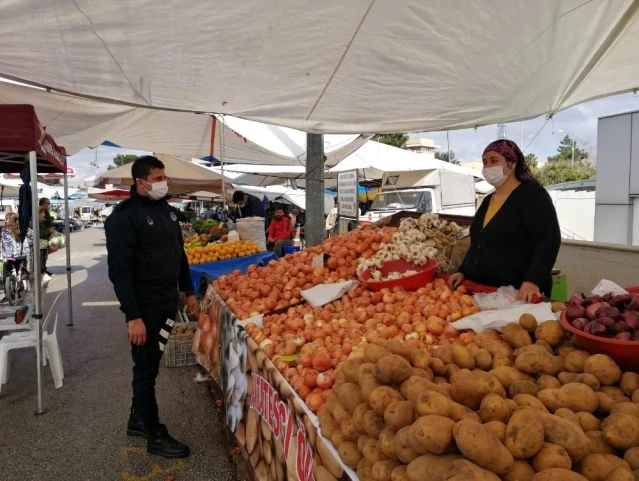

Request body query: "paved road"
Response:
[0, 227, 243, 481]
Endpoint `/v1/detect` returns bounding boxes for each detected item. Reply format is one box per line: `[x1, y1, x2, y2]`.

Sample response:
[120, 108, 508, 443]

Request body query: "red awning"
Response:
[0, 105, 67, 173]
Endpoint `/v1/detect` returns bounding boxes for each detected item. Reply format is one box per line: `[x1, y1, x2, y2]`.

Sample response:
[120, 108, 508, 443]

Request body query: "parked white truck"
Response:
[360, 169, 477, 225]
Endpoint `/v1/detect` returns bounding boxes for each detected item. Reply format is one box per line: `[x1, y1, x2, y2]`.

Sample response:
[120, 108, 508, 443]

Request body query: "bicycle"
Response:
[3, 255, 29, 306]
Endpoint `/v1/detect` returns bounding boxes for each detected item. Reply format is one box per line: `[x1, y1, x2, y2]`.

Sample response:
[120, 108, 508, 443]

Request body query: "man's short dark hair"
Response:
[39, 197, 49, 206]
[131, 156, 165, 182]
[232, 191, 246, 203]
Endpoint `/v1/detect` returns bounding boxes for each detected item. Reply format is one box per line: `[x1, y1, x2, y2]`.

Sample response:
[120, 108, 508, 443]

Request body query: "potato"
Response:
[374, 355, 413, 385]
[337, 441, 363, 468]
[576, 453, 631, 481]
[491, 366, 535, 389]
[601, 387, 629, 403]
[453, 419, 514, 474]
[379, 340, 417, 361]
[378, 428, 397, 460]
[611, 403, 639, 419]
[520, 313, 539, 333]
[363, 410, 386, 438]
[535, 340, 555, 355]
[343, 418, 363, 441]
[407, 453, 462, 481]
[451, 371, 506, 411]
[449, 400, 482, 423]
[555, 344, 579, 357]
[486, 340, 514, 358]
[480, 393, 512, 423]
[537, 383, 599, 413]
[558, 372, 601, 392]
[391, 465, 409, 481]
[602, 413, 639, 450]
[513, 394, 549, 412]
[624, 448, 639, 471]
[400, 376, 446, 407]
[317, 436, 344, 478]
[430, 357, 447, 376]
[358, 459, 374, 481]
[435, 345, 455, 364]
[358, 363, 376, 384]
[551, 302, 566, 313]
[433, 376, 449, 385]
[314, 464, 338, 481]
[338, 383, 365, 412]
[451, 343, 475, 369]
[532, 468, 588, 481]
[532, 443, 572, 472]
[361, 437, 388, 464]
[343, 358, 367, 383]
[554, 408, 580, 426]
[585, 431, 617, 455]
[620, 373, 639, 397]
[538, 412, 590, 462]
[395, 426, 419, 464]
[353, 403, 372, 426]
[369, 386, 404, 416]
[410, 350, 431, 370]
[372, 459, 401, 481]
[483, 421, 507, 443]
[584, 355, 623, 386]
[473, 349, 493, 370]
[365, 344, 393, 363]
[510, 380, 539, 398]
[415, 390, 451, 417]
[504, 323, 534, 349]
[411, 367, 433, 380]
[534, 321, 565, 347]
[331, 430, 346, 448]
[445, 364, 462, 381]
[410, 414, 456, 454]
[597, 392, 617, 415]
[384, 401, 414, 431]
[359, 435, 376, 455]
[505, 409, 545, 458]
[565, 351, 591, 373]
[502, 460, 536, 481]
[443, 459, 501, 481]
[334, 369, 347, 390]
[493, 352, 515, 369]
[633, 390, 639, 403]
[515, 350, 563, 376]
[319, 406, 341, 438]
[604, 467, 635, 481]
[577, 412, 601, 432]
[537, 375, 562, 391]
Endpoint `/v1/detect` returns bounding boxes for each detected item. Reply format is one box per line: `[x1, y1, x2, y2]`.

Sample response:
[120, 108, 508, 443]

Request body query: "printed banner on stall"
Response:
[337, 170, 359, 219]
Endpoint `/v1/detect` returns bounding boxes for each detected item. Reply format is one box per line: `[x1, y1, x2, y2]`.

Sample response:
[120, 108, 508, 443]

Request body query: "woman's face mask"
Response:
[482, 165, 510, 187]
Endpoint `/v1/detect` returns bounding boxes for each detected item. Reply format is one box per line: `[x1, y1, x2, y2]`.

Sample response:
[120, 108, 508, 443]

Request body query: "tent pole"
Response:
[29, 151, 45, 415]
[305, 133, 325, 246]
[63, 172, 73, 326]
[220, 116, 227, 209]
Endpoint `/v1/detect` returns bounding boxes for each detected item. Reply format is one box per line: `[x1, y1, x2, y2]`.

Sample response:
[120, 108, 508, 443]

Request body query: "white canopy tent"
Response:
[234, 185, 335, 213]
[1, 1, 638, 133]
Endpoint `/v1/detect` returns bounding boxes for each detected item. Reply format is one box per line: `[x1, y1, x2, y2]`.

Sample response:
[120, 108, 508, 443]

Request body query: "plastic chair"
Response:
[0, 290, 65, 394]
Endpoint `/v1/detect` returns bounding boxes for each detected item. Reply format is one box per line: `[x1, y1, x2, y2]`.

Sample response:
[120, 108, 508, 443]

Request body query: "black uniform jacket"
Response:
[458, 181, 561, 296]
[105, 188, 194, 322]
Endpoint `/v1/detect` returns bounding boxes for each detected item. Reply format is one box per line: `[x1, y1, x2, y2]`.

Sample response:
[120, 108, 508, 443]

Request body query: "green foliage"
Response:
[547, 135, 589, 163]
[373, 133, 409, 149]
[532, 159, 596, 186]
[435, 150, 461, 165]
[107, 154, 139, 170]
[524, 153, 538, 170]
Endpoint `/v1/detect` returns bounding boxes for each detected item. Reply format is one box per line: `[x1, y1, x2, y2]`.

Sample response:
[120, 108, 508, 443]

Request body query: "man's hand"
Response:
[267, 237, 274, 243]
[186, 295, 198, 315]
[518, 281, 541, 303]
[128, 319, 146, 345]
[447, 272, 465, 289]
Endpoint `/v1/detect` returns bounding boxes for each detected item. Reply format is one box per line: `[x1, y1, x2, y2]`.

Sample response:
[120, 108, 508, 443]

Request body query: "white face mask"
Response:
[143, 180, 168, 200]
[482, 165, 510, 187]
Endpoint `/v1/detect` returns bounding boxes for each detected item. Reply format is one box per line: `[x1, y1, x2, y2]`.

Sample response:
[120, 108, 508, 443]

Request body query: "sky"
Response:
[62, 91, 639, 184]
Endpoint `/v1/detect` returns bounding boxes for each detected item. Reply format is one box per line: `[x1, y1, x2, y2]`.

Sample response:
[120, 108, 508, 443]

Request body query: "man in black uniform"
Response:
[105, 156, 196, 459]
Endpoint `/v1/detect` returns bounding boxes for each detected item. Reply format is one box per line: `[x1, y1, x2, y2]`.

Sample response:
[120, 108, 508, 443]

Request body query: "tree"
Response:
[107, 154, 139, 170]
[524, 153, 539, 170]
[547, 135, 589, 163]
[373, 133, 409, 149]
[532, 159, 595, 187]
[435, 150, 461, 165]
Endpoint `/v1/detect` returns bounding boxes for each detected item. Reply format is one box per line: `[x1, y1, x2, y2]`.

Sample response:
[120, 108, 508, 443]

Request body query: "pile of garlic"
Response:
[371, 269, 419, 281]
[357, 213, 465, 275]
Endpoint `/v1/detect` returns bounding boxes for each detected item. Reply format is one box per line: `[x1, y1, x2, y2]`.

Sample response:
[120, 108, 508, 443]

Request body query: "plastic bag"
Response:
[472, 285, 522, 310]
[48, 232, 66, 249]
[591, 279, 628, 296]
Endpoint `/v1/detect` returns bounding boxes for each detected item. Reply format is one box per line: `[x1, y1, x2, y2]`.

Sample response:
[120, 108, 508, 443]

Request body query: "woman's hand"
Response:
[518, 281, 541, 303]
[448, 272, 465, 289]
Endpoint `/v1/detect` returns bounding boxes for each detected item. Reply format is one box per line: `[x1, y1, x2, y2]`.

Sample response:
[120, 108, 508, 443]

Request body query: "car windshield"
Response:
[371, 191, 422, 211]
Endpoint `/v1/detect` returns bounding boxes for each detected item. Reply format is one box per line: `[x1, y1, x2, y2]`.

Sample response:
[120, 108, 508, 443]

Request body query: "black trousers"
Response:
[40, 248, 48, 274]
[131, 307, 176, 428]
[3, 259, 22, 280]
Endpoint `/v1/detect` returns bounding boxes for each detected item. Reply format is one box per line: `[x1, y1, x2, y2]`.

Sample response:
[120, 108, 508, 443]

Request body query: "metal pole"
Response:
[305, 133, 325, 246]
[572, 139, 575, 169]
[220, 116, 227, 208]
[63, 172, 73, 326]
[29, 151, 44, 414]
[446, 131, 451, 162]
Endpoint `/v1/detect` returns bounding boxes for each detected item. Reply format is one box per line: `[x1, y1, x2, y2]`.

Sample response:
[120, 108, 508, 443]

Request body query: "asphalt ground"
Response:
[0, 227, 245, 481]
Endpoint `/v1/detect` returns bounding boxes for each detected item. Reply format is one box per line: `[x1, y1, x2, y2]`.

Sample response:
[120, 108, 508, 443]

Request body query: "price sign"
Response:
[337, 170, 359, 219]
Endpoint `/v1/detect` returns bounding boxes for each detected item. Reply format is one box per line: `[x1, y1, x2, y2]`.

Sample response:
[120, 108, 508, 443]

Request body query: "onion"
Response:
[312, 351, 332, 371]
[305, 393, 324, 413]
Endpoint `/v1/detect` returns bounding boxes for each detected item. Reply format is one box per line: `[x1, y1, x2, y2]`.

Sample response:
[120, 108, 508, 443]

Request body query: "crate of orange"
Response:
[185, 240, 263, 265]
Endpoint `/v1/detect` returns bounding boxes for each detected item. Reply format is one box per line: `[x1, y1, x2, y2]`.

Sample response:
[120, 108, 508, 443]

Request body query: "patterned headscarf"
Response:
[482, 139, 536, 183]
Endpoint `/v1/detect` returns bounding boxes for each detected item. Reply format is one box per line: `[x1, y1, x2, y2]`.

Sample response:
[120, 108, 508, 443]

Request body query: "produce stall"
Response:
[191, 212, 639, 481]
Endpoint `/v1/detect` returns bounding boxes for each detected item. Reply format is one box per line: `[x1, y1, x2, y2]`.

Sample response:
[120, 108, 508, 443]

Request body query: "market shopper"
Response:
[105, 155, 197, 459]
[448, 139, 561, 302]
[267, 208, 293, 256]
[1, 212, 28, 281]
[232, 190, 265, 218]
[38, 198, 55, 278]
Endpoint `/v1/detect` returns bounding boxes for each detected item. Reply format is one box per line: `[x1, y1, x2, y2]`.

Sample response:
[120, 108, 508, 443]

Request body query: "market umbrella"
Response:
[18, 162, 32, 246]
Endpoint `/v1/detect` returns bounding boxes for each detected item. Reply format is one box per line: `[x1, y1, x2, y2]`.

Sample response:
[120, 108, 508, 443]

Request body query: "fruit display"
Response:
[186, 240, 262, 265]
[563, 292, 639, 341]
[318, 310, 639, 481]
[192, 218, 225, 235]
[184, 233, 210, 248]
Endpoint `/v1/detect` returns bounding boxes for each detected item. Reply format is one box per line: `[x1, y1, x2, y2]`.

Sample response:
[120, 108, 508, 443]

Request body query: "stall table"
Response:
[189, 251, 278, 292]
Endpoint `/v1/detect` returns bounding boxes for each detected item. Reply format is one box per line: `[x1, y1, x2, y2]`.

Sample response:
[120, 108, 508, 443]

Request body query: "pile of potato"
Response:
[318, 314, 639, 481]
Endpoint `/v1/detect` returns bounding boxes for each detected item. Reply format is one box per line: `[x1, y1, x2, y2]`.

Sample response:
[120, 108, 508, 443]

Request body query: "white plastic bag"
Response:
[452, 303, 556, 334]
[591, 279, 628, 296]
[473, 286, 522, 310]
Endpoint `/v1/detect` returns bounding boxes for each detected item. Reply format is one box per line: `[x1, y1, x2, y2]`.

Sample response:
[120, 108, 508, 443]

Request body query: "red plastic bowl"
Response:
[360, 259, 438, 292]
[559, 286, 639, 372]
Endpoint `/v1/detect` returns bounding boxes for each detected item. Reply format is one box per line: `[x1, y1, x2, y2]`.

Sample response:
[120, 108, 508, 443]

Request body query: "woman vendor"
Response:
[448, 139, 561, 302]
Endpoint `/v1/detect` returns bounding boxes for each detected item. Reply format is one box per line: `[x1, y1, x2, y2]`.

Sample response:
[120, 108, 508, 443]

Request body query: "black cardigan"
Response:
[458, 182, 561, 296]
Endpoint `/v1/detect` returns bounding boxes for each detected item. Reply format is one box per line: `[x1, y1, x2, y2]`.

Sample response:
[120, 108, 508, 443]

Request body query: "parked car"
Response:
[52, 218, 82, 233]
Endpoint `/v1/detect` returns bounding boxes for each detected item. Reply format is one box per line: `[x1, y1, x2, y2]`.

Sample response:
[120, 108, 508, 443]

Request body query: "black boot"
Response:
[127, 408, 149, 439]
[147, 424, 190, 458]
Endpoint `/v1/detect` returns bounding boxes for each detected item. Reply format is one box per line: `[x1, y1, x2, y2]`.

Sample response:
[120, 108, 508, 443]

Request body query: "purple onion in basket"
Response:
[597, 317, 616, 329]
[590, 321, 607, 336]
[615, 332, 632, 341]
[628, 294, 639, 311]
[622, 310, 639, 330]
[584, 322, 593, 334]
[595, 306, 621, 320]
[609, 294, 632, 309]
[634, 330, 639, 342]
[616, 320, 630, 332]
[571, 318, 588, 331]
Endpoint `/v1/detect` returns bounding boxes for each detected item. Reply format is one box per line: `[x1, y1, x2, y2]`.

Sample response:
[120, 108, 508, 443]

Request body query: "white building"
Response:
[406, 138, 438, 157]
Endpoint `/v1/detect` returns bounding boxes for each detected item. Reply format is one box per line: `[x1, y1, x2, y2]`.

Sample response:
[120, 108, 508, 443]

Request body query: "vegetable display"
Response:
[564, 293, 639, 341]
[186, 240, 261, 264]
[192, 218, 224, 235]
[319, 313, 639, 481]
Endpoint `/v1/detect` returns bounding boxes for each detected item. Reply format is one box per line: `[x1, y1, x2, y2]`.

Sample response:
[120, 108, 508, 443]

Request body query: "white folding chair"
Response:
[0, 290, 66, 393]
